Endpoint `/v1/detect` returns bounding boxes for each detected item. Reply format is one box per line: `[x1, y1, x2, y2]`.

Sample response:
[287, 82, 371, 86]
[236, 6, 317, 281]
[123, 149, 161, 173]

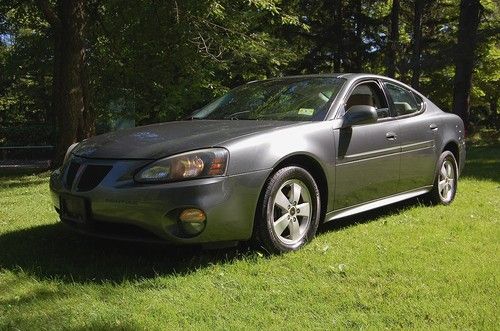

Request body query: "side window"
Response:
[345, 82, 390, 118]
[413, 92, 424, 110]
[385, 83, 420, 116]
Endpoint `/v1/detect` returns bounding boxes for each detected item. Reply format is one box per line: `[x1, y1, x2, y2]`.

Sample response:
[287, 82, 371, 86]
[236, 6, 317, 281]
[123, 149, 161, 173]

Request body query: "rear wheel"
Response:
[256, 166, 321, 253]
[427, 151, 458, 205]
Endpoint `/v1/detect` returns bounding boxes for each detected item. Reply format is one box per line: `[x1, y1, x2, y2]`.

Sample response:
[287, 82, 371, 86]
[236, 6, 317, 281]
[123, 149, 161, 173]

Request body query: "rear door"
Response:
[383, 82, 437, 191]
[334, 80, 400, 210]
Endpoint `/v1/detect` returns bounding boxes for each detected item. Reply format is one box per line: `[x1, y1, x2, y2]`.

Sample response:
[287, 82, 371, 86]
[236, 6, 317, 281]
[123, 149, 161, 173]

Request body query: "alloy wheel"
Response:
[271, 179, 312, 245]
[438, 159, 455, 202]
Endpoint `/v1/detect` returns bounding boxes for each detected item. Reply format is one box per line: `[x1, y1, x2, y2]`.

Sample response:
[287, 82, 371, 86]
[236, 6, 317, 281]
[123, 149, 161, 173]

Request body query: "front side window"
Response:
[345, 82, 390, 118]
[385, 83, 420, 116]
[192, 77, 345, 121]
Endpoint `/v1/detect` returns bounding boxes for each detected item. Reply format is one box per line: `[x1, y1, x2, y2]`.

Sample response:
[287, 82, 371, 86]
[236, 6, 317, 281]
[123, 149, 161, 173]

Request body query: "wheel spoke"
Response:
[274, 190, 290, 211]
[440, 165, 447, 178]
[443, 183, 449, 197]
[446, 163, 453, 178]
[289, 219, 300, 240]
[438, 179, 447, 192]
[290, 183, 302, 203]
[296, 202, 310, 217]
[273, 213, 290, 236]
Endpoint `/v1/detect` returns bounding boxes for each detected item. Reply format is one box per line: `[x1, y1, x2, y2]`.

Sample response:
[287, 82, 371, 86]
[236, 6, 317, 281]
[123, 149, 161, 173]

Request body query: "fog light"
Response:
[178, 208, 206, 236]
[179, 208, 206, 223]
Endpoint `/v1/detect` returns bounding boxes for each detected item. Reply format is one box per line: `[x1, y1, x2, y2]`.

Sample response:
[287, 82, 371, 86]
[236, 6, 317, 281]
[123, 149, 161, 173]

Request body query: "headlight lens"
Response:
[134, 148, 228, 183]
[63, 142, 79, 165]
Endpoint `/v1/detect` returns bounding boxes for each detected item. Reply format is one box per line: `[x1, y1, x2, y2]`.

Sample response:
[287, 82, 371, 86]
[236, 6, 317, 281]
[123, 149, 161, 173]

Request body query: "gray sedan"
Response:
[49, 74, 466, 253]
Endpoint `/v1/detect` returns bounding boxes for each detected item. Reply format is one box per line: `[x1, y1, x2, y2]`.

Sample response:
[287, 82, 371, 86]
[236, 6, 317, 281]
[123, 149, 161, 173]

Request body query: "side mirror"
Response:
[341, 105, 378, 128]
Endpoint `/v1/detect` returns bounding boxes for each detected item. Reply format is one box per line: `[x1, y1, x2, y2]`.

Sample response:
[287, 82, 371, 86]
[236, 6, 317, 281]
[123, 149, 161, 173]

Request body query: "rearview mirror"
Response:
[341, 105, 378, 128]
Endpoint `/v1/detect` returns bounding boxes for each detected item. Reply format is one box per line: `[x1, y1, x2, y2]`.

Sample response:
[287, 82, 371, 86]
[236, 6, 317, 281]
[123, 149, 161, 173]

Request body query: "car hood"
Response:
[72, 120, 297, 159]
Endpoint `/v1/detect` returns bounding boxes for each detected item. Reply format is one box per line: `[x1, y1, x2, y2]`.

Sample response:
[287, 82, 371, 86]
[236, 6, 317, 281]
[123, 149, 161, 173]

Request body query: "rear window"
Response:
[385, 83, 421, 116]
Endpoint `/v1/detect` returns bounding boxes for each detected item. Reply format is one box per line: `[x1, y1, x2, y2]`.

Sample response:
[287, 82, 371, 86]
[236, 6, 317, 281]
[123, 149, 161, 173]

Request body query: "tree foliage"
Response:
[0, 0, 498, 153]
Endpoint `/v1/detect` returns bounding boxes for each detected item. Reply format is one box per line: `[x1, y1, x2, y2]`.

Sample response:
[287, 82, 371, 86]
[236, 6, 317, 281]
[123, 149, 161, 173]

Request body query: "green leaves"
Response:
[0, 0, 498, 136]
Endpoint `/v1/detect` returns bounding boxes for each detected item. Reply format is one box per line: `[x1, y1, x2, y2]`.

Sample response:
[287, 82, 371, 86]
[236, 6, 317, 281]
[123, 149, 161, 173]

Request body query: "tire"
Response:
[255, 166, 321, 254]
[427, 151, 458, 205]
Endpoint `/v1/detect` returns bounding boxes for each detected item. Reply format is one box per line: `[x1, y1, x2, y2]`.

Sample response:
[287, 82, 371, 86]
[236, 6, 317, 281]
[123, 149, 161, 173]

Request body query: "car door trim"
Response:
[338, 145, 400, 164]
[325, 186, 432, 222]
[400, 140, 435, 153]
[338, 140, 435, 165]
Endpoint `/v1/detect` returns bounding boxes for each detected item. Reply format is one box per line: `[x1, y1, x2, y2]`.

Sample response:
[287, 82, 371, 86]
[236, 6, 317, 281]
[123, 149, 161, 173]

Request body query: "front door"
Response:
[334, 81, 400, 210]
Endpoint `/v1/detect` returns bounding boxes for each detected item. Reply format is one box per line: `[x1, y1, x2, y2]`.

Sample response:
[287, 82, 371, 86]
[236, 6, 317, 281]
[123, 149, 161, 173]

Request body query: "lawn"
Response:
[0, 144, 498, 330]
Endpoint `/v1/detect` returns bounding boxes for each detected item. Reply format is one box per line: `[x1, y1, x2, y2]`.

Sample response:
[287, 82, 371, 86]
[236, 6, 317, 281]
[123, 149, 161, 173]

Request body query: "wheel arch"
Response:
[254, 153, 329, 229]
[442, 140, 460, 168]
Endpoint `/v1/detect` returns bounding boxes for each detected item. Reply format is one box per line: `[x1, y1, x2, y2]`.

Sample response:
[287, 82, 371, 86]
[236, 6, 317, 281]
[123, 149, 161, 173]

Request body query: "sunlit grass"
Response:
[0, 145, 498, 330]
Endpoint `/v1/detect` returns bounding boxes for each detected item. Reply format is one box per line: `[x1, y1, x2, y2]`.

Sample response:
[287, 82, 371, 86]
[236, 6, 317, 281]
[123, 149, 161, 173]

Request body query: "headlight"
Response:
[63, 142, 79, 165]
[134, 148, 229, 183]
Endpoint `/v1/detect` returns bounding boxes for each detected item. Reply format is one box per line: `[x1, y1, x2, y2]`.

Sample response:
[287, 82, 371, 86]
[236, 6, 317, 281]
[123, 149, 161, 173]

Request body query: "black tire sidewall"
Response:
[258, 166, 321, 253]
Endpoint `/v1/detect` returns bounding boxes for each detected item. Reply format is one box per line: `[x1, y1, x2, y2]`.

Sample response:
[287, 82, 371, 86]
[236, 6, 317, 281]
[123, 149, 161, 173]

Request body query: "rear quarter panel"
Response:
[425, 99, 466, 175]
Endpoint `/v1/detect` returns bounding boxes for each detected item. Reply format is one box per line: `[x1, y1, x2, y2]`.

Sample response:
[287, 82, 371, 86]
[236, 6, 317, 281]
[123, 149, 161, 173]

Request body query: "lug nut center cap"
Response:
[289, 207, 296, 216]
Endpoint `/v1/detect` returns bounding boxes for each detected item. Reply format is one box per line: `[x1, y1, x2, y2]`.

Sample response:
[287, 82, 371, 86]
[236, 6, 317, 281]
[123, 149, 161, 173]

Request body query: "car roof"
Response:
[252, 73, 423, 96]
[249, 73, 394, 82]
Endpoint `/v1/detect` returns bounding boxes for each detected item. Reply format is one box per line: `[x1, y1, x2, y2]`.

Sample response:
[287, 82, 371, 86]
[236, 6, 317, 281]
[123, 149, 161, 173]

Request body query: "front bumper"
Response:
[50, 157, 271, 244]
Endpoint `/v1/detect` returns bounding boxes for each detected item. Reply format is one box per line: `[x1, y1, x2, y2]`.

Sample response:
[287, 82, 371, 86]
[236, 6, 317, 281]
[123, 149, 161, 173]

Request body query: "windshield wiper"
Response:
[224, 110, 251, 120]
[184, 116, 205, 120]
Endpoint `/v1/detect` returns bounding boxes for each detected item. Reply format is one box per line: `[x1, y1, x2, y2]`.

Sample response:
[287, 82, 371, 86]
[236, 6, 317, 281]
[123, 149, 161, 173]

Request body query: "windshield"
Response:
[192, 77, 345, 121]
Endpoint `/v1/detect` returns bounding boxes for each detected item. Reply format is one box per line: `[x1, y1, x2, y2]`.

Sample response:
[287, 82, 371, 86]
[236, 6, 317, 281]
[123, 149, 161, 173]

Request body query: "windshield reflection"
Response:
[193, 77, 345, 121]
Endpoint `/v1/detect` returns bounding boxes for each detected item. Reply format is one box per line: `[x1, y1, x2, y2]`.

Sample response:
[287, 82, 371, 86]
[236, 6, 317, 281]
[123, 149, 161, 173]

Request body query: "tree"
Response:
[36, 0, 93, 165]
[386, 0, 400, 78]
[1, 0, 498, 150]
[452, 0, 484, 130]
[333, 0, 344, 72]
[410, 0, 424, 89]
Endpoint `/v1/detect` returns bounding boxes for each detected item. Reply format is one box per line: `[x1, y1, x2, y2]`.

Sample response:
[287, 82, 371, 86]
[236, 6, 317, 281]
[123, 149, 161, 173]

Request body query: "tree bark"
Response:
[36, 0, 92, 166]
[333, 0, 343, 72]
[353, 0, 364, 72]
[489, 96, 498, 129]
[410, 0, 424, 89]
[386, 0, 399, 78]
[452, 0, 483, 131]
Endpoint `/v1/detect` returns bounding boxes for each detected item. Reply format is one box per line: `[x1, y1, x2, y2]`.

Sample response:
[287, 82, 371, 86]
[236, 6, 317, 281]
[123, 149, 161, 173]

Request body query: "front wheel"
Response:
[427, 151, 458, 205]
[256, 166, 321, 254]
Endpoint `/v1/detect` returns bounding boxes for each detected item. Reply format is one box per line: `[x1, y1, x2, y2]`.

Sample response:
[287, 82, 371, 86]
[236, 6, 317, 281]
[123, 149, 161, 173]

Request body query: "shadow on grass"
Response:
[462, 145, 499, 182]
[0, 177, 49, 189]
[0, 222, 242, 283]
[0, 198, 424, 284]
[0, 167, 50, 178]
[0, 170, 50, 190]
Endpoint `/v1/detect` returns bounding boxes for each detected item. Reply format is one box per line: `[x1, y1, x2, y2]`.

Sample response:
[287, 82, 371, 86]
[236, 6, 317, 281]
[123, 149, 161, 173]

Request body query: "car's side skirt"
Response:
[324, 186, 433, 222]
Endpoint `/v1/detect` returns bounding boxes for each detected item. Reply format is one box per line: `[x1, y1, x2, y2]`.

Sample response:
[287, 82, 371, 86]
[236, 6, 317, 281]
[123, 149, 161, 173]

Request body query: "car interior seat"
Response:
[346, 94, 374, 111]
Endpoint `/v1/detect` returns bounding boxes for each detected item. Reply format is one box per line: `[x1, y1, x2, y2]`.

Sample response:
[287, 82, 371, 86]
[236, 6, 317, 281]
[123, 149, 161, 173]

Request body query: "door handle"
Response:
[429, 123, 438, 131]
[386, 132, 397, 140]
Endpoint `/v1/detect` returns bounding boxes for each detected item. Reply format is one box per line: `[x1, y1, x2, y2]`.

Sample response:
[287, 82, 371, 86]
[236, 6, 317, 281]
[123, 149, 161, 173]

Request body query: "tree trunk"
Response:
[410, 0, 424, 89]
[452, 0, 483, 131]
[489, 96, 498, 129]
[386, 0, 399, 78]
[333, 0, 343, 72]
[36, 0, 92, 166]
[353, 0, 364, 72]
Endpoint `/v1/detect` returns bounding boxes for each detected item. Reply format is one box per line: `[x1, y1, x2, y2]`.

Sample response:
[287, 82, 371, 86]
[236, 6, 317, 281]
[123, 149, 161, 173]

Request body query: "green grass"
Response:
[1, 145, 499, 330]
